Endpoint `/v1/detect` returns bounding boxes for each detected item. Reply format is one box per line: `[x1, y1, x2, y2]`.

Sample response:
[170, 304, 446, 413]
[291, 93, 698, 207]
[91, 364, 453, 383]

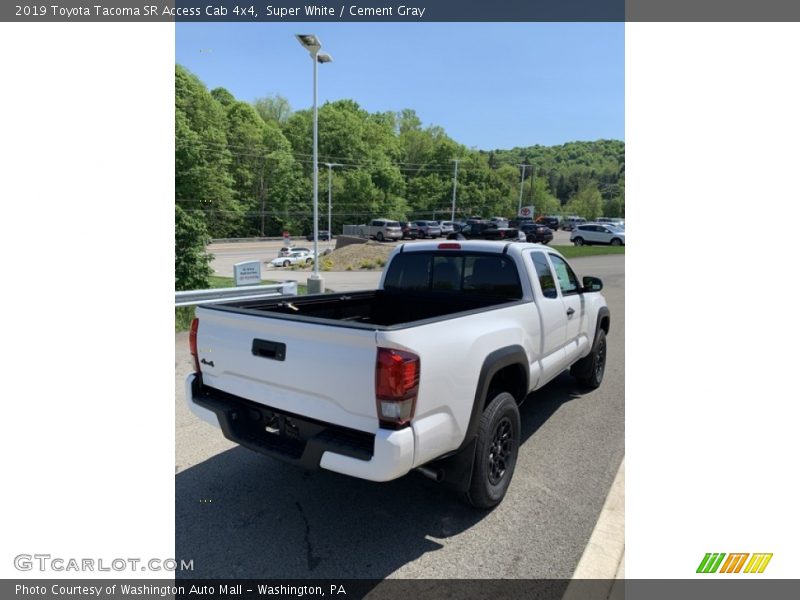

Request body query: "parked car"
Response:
[399, 221, 417, 239]
[278, 246, 311, 257]
[187, 240, 610, 508]
[561, 217, 586, 231]
[270, 250, 315, 267]
[536, 216, 561, 231]
[510, 217, 533, 228]
[597, 217, 625, 229]
[438, 221, 455, 235]
[570, 223, 625, 246]
[358, 219, 403, 242]
[306, 231, 332, 241]
[450, 221, 519, 241]
[520, 223, 554, 244]
[412, 220, 442, 239]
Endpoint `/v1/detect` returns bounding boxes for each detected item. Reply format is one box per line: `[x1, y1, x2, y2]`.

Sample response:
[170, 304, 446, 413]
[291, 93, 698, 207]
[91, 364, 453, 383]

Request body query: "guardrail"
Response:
[175, 282, 298, 307]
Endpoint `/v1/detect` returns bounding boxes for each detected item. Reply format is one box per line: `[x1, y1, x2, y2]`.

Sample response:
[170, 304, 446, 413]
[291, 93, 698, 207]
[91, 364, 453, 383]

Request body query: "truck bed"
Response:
[205, 289, 522, 329]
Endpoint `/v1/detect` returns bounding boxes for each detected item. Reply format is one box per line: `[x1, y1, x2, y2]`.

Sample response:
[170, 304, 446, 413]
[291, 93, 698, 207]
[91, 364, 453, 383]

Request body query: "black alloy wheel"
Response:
[487, 417, 513, 485]
[464, 391, 520, 509]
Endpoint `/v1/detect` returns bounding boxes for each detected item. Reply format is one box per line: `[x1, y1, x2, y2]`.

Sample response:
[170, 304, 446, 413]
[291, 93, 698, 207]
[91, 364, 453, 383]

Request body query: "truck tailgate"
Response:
[195, 307, 379, 433]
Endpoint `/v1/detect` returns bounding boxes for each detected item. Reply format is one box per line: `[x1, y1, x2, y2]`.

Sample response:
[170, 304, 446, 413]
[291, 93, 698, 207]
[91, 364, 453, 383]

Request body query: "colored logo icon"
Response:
[697, 553, 772, 574]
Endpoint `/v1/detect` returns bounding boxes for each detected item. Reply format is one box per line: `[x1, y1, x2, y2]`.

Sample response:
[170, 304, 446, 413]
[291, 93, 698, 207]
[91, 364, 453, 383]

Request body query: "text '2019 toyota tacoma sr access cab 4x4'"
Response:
[186, 241, 610, 508]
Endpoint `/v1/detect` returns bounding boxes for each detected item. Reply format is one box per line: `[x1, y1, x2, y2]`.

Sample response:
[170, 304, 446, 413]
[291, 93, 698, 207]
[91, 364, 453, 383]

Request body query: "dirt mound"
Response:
[290, 241, 395, 272]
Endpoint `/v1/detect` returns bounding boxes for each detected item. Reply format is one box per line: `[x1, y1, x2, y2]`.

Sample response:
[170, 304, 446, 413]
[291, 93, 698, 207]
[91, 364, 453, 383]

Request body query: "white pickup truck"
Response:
[186, 241, 610, 508]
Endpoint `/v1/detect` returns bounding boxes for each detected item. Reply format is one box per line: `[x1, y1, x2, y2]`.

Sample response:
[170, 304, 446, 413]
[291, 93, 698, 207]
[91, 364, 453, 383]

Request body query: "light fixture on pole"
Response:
[295, 33, 333, 294]
[323, 162, 341, 249]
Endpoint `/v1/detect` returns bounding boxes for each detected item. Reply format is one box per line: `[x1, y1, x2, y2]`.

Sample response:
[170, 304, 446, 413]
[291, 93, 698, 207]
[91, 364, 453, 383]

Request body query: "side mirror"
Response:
[582, 276, 603, 292]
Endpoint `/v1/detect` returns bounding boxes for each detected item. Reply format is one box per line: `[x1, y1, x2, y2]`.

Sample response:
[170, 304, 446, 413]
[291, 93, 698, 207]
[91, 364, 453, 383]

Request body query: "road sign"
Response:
[519, 205, 534, 218]
[234, 261, 261, 286]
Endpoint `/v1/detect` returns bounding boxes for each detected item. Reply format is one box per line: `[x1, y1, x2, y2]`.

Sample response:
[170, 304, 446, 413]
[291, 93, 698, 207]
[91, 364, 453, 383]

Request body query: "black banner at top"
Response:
[4, 0, 800, 22]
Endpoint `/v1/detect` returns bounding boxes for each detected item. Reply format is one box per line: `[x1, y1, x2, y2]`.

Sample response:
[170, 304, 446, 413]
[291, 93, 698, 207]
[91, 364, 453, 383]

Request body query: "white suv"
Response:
[571, 223, 625, 246]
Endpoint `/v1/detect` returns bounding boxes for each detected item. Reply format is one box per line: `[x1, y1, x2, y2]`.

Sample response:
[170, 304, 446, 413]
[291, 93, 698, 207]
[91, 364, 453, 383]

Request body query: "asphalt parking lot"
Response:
[175, 253, 624, 579]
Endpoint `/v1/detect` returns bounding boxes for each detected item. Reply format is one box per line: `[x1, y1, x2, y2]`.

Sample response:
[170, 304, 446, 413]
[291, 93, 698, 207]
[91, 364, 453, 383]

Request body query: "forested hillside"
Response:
[175, 64, 624, 240]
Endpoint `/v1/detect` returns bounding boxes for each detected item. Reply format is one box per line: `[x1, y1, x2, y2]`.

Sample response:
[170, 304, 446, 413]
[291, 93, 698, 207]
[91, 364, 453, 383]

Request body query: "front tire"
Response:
[282, 260, 290, 267]
[464, 392, 520, 509]
[376, 232, 384, 242]
[571, 329, 607, 389]
[610, 238, 622, 246]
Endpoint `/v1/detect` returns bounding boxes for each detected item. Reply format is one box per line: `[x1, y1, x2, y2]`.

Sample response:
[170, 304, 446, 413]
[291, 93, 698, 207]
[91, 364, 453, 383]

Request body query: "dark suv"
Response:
[520, 223, 553, 244]
[536, 216, 561, 231]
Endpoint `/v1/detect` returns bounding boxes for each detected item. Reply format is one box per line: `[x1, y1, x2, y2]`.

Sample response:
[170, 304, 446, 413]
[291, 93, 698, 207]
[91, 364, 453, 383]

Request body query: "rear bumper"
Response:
[185, 374, 414, 482]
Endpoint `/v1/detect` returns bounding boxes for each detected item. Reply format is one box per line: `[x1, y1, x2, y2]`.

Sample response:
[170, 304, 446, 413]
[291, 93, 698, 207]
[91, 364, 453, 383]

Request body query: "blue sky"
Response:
[175, 23, 624, 149]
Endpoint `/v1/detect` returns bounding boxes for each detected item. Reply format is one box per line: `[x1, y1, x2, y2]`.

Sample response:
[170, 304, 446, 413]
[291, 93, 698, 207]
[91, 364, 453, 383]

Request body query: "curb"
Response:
[562, 457, 625, 599]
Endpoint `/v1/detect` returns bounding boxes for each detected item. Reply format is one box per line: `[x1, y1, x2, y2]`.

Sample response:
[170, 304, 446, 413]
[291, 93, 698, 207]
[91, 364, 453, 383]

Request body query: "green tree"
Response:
[254, 95, 292, 124]
[175, 205, 213, 290]
[564, 182, 604, 220]
[175, 66, 239, 237]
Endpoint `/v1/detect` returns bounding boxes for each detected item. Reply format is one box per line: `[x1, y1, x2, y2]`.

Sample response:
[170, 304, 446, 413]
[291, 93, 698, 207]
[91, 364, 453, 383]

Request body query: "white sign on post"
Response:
[518, 205, 534, 218]
[234, 260, 261, 286]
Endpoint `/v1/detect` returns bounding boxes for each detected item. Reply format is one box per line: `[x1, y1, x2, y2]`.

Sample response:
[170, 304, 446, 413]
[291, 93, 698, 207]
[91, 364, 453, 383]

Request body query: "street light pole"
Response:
[517, 164, 528, 216]
[451, 159, 460, 222]
[324, 162, 341, 248]
[295, 34, 332, 293]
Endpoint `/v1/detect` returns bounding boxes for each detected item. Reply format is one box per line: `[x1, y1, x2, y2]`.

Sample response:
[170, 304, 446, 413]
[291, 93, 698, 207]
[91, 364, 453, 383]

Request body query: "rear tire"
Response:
[464, 392, 520, 509]
[573, 237, 584, 246]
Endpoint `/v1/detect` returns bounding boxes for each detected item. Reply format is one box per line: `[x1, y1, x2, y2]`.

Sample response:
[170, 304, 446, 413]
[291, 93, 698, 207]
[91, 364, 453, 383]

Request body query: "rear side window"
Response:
[530, 252, 558, 299]
[384, 253, 431, 290]
[384, 253, 522, 298]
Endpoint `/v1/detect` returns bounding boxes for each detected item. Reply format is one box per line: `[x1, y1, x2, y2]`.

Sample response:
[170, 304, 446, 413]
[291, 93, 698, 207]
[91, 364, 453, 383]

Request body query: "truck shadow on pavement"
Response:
[175, 373, 584, 580]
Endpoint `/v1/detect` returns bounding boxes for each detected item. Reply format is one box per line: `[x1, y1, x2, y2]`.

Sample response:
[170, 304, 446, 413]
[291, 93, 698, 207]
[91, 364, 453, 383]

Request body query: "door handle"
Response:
[566, 307, 575, 317]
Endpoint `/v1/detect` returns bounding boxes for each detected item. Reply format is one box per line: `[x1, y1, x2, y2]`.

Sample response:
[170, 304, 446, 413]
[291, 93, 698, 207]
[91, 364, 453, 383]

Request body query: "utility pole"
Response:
[451, 159, 460, 221]
[323, 162, 341, 247]
[259, 165, 266, 237]
[528, 164, 535, 218]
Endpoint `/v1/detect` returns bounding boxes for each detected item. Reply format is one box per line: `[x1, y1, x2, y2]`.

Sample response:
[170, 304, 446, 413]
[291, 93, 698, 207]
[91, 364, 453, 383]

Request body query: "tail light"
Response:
[375, 348, 420, 429]
[438, 242, 461, 249]
[189, 318, 201, 374]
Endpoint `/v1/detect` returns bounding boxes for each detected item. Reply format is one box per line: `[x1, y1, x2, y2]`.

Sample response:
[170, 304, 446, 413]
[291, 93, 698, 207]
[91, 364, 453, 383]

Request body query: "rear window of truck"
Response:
[384, 252, 522, 298]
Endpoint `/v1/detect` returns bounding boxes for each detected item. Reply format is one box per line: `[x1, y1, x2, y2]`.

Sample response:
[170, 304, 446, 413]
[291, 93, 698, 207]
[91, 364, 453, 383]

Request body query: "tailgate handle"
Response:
[251, 339, 286, 361]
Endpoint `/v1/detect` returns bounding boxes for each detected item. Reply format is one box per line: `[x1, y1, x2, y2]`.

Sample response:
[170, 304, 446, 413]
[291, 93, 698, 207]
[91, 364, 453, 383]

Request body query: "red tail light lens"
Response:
[438, 242, 461, 249]
[375, 348, 420, 429]
[189, 318, 201, 374]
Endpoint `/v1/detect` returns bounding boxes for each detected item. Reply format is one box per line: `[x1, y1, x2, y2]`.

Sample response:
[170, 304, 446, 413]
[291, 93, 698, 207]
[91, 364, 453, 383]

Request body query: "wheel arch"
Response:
[460, 345, 528, 453]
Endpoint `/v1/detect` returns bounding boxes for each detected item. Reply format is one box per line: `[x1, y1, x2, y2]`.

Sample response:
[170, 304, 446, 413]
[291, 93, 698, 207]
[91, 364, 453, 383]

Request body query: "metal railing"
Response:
[175, 282, 298, 307]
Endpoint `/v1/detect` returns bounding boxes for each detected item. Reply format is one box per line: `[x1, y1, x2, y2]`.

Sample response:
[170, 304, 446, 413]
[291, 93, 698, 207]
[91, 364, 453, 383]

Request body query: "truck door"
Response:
[547, 253, 589, 365]
[529, 251, 569, 380]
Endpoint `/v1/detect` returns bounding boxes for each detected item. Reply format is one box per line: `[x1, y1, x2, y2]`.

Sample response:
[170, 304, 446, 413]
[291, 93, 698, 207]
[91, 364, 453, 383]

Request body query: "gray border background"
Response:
[4, 0, 800, 22]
